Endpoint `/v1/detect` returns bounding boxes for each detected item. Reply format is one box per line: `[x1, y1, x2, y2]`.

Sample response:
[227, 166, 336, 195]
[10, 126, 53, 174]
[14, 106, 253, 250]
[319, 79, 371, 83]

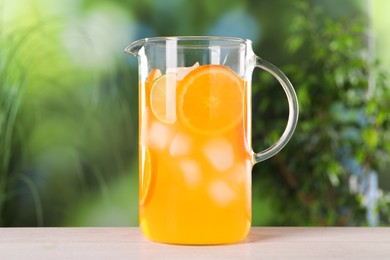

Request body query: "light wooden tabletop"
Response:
[1, 227, 389, 259]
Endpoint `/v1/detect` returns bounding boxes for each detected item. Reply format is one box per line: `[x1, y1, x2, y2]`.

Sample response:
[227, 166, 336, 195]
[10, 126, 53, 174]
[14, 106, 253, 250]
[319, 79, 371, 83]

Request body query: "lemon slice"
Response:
[150, 73, 177, 124]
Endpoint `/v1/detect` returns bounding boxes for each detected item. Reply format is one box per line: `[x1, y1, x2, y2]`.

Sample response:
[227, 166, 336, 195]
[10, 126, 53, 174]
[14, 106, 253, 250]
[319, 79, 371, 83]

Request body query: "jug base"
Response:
[140, 220, 251, 245]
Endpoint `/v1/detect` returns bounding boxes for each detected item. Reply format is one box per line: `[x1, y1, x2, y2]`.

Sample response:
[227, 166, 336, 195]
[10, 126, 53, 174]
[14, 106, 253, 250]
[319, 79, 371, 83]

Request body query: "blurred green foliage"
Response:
[0, 0, 389, 227]
[0, 0, 137, 226]
[252, 1, 390, 225]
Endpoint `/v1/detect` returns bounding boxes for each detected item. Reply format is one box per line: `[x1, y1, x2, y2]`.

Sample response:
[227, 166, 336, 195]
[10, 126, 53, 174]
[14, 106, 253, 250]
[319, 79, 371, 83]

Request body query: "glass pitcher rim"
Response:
[136, 36, 251, 47]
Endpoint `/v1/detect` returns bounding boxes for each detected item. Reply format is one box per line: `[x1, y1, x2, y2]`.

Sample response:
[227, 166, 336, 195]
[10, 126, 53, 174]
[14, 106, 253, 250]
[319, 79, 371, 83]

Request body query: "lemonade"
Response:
[139, 63, 253, 245]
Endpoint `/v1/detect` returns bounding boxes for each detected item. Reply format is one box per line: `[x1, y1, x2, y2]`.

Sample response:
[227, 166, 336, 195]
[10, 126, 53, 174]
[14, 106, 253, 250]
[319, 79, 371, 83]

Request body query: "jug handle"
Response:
[253, 57, 299, 163]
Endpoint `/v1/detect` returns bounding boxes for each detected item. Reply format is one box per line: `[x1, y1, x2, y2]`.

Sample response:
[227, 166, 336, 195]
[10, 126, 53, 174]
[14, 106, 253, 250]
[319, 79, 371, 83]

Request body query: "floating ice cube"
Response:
[229, 163, 247, 184]
[179, 159, 201, 187]
[208, 180, 236, 207]
[147, 122, 171, 150]
[166, 62, 199, 80]
[203, 138, 234, 171]
[169, 133, 191, 156]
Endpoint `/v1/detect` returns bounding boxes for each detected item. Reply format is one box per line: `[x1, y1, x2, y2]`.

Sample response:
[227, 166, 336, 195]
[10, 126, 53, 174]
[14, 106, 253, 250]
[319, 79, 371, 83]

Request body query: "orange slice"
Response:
[139, 148, 156, 207]
[150, 73, 177, 124]
[178, 65, 244, 134]
[146, 69, 162, 86]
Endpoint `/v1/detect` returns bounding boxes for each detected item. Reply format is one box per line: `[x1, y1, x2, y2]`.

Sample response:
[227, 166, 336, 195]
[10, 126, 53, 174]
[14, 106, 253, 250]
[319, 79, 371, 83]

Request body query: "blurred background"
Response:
[1, 0, 389, 227]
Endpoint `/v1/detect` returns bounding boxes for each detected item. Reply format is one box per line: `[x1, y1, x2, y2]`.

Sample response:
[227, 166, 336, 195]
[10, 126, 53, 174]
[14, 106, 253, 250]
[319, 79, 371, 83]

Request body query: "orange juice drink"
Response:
[139, 64, 252, 244]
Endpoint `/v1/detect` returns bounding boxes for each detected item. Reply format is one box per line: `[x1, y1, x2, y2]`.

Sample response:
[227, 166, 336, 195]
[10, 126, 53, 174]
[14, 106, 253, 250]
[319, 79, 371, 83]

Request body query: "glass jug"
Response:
[125, 36, 298, 245]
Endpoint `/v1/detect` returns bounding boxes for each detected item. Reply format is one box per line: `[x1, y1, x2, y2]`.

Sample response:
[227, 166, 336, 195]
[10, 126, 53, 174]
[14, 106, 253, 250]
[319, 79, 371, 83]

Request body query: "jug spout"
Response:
[125, 39, 146, 57]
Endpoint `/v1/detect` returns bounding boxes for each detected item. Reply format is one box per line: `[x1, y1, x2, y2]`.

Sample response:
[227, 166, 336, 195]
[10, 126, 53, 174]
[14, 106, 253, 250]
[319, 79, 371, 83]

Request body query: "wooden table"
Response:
[1, 227, 389, 259]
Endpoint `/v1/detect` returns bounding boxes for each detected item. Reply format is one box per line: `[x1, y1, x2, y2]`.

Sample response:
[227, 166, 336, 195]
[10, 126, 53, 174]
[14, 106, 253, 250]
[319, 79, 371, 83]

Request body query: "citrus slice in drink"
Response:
[144, 69, 162, 107]
[139, 148, 155, 206]
[150, 73, 177, 124]
[178, 65, 244, 134]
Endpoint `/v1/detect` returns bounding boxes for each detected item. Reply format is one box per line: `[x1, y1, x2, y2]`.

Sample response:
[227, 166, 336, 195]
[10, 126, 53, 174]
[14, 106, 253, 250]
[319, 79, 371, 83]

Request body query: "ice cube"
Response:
[208, 180, 236, 207]
[203, 138, 234, 172]
[170, 133, 191, 156]
[147, 122, 171, 150]
[229, 163, 247, 185]
[166, 62, 199, 80]
[179, 159, 201, 187]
